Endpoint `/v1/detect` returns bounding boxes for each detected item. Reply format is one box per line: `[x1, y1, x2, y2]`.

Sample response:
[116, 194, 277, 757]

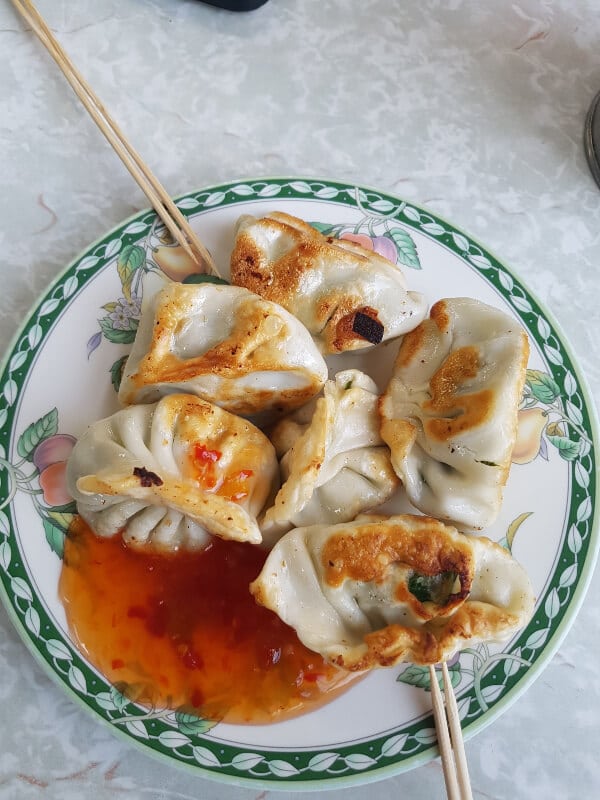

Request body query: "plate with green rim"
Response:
[0, 177, 598, 790]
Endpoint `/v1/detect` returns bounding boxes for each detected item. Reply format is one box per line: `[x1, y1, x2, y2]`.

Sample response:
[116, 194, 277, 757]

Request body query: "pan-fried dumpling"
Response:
[67, 394, 278, 551]
[118, 282, 328, 418]
[379, 298, 529, 530]
[230, 211, 427, 354]
[260, 370, 400, 543]
[250, 514, 535, 669]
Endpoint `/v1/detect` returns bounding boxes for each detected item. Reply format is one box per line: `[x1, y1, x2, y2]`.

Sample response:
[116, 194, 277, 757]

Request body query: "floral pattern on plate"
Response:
[0, 178, 597, 788]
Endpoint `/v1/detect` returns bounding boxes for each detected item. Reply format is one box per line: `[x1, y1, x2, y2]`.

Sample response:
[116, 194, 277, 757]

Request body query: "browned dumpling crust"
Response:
[118, 283, 328, 418]
[250, 514, 535, 669]
[230, 211, 427, 354]
[379, 298, 530, 530]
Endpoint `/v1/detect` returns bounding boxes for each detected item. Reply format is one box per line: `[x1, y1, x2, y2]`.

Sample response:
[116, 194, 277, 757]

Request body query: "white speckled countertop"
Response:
[1, 1, 599, 798]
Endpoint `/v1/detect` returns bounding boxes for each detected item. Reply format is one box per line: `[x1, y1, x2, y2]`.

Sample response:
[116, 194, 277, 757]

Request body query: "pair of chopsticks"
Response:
[15, 2, 472, 795]
[429, 663, 473, 800]
[10, 0, 220, 278]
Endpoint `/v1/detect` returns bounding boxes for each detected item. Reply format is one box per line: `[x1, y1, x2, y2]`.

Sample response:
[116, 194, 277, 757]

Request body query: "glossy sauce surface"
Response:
[60, 519, 357, 724]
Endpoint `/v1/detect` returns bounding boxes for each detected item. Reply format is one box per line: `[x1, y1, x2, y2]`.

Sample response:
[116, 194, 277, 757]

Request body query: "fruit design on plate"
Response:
[339, 231, 402, 265]
[35, 433, 76, 507]
[0, 409, 77, 558]
[513, 369, 591, 464]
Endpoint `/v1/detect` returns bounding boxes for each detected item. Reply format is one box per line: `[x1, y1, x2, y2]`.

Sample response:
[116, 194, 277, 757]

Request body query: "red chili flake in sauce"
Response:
[194, 444, 222, 463]
[191, 443, 223, 490]
[303, 672, 324, 683]
[191, 444, 255, 502]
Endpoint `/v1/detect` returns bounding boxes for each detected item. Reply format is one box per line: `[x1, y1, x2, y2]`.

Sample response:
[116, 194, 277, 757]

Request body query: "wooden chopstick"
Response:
[429, 663, 473, 800]
[10, 0, 220, 277]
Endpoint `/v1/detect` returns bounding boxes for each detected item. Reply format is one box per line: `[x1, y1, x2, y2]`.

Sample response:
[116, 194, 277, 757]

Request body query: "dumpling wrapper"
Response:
[250, 514, 535, 669]
[118, 282, 328, 419]
[67, 394, 278, 551]
[379, 298, 529, 530]
[261, 369, 399, 543]
[230, 211, 427, 354]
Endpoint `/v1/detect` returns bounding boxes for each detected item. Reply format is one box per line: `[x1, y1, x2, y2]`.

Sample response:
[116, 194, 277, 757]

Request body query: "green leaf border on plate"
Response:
[0, 178, 598, 789]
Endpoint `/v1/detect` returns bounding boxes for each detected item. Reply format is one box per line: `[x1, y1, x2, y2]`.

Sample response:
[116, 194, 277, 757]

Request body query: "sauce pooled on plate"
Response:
[60, 518, 358, 724]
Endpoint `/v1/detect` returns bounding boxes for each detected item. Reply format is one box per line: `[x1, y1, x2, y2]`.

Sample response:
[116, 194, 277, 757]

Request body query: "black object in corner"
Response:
[197, 0, 270, 10]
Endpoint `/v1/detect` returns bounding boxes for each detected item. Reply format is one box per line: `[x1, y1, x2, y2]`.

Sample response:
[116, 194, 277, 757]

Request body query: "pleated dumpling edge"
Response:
[67, 394, 279, 552]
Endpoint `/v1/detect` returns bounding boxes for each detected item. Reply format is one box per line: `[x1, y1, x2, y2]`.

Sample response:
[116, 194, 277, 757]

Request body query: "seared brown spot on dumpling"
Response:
[377, 405, 417, 464]
[395, 319, 438, 369]
[352, 310, 384, 344]
[430, 298, 452, 333]
[321, 519, 472, 595]
[422, 346, 496, 442]
[133, 467, 163, 487]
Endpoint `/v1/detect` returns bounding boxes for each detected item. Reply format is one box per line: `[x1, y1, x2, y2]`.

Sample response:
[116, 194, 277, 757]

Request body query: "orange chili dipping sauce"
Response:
[59, 518, 359, 724]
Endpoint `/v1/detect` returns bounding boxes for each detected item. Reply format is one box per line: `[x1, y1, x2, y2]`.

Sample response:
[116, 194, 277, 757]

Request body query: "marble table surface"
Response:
[1, 1, 599, 798]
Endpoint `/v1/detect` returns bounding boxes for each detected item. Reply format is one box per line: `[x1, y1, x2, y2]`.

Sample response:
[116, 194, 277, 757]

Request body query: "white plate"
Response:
[0, 177, 598, 790]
